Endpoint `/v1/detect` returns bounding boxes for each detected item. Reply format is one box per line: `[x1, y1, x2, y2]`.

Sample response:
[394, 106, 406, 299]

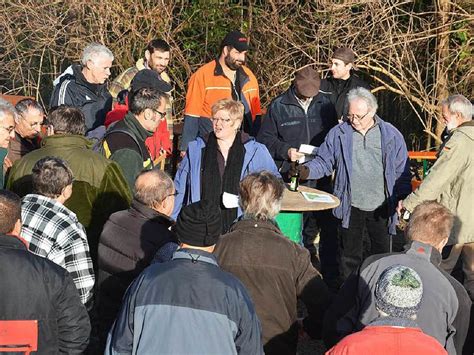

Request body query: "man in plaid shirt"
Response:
[20, 156, 95, 308]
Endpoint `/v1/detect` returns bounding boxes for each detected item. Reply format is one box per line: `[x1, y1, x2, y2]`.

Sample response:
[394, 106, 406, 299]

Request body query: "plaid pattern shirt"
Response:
[21, 194, 95, 305]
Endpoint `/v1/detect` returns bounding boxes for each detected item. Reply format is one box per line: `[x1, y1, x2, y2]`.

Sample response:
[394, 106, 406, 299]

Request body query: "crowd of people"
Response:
[0, 28, 472, 355]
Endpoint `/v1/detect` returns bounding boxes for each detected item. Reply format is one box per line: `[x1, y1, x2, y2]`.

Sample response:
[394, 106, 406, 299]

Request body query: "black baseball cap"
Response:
[221, 30, 249, 52]
[131, 69, 172, 93]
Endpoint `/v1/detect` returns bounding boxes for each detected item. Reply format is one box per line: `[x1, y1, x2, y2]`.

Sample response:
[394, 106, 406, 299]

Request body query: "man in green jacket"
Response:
[399, 94, 474, 301]
[7, 106, 132, 264]
[103, 74, 167, 189]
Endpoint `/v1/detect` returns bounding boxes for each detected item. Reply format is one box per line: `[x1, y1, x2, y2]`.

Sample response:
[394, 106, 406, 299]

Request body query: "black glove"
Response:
[288, 162, 310, 181]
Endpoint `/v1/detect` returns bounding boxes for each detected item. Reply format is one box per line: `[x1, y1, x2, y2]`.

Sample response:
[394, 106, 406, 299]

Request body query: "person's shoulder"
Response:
[193, 60, 216, 76]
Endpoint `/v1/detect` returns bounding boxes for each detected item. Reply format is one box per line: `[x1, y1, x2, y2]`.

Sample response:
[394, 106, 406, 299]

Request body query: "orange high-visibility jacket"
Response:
[184, 59, 261, 121]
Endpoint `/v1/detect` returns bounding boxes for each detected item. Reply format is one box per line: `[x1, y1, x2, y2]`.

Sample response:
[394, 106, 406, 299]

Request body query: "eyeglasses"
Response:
[152, 109, 166, 120]
[0, 126, 15, 134]
[211, 117, 233, 125]
[346, 111, 370, 122]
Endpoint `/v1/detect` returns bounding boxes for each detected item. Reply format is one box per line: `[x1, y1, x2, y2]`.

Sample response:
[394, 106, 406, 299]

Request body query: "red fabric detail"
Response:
[104, 103, 128, 128]
[417, 247, 425, 253]
[145, 120, 171, 160]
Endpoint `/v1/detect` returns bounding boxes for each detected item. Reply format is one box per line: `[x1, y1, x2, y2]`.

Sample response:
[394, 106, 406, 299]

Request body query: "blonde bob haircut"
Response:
[406, 200, 453, 246]
[211, 98, 244, 122]
[239, 171, 284, 221]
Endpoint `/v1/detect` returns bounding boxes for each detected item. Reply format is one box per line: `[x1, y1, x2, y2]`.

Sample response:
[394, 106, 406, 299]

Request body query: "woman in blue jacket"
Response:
[173, 98, 280, 232]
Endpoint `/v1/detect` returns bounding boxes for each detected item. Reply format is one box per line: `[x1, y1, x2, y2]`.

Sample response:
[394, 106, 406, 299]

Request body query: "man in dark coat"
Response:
[0, 190, 90, 354]
[50, 43, 114, 132]
[97, 168, 178, 348]
[215, 172, 331, 355]
[320, 47, 370, 121]
[257, 66, 338, 280]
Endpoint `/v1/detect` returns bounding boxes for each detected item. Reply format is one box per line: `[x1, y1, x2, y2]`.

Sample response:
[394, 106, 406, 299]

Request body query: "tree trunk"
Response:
[434, 0, 451, 145]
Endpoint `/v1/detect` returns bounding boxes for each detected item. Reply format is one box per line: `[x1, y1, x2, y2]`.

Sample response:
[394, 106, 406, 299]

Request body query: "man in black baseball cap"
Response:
[180, 29, 262, 153]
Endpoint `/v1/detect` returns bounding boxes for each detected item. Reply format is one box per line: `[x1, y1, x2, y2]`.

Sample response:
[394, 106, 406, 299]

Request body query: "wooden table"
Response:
[276, 185, 339, 242]
[280, 185, 340, 212]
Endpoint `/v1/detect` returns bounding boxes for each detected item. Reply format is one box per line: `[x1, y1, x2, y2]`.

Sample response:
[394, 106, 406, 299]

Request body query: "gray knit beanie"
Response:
[374, 265, 423, 318]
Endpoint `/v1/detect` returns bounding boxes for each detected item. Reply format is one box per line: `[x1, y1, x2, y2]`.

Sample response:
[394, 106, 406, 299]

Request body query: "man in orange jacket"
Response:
[180, 30, 262, 153]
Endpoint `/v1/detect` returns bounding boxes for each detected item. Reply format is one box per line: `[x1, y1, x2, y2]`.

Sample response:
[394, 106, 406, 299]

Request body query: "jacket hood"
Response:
[456, 120, 474, 141]
[53, 65, 75, 86]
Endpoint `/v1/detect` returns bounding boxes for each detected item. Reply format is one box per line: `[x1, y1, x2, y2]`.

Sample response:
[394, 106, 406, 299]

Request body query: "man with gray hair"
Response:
[399, 94, 474, 302]
[291, 87, 411, 280]
[20, 157, 95, 307]
[50, 42, 114, 131]
[8, 98, 44, 163]
[0, 98, 16, 187]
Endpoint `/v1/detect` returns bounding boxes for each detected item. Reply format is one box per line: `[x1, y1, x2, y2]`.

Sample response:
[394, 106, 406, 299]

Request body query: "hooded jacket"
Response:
[403, 121, 474, 245]
[0, 234, 90, 354]
[50, 64, 112, 131]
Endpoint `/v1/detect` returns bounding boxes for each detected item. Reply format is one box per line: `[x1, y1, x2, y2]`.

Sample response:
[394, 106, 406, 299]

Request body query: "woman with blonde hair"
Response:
[173, 98, 279, 232]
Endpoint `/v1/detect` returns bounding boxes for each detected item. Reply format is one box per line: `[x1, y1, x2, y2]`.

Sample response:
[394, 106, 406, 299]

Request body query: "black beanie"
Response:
[176, 200, 222, 247]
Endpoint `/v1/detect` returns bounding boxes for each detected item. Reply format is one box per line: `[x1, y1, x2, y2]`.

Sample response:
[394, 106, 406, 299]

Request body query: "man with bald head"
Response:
[97, 168, 178, 348]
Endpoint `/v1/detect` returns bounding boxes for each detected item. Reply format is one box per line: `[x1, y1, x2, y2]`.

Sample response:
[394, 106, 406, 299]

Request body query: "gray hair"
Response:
[239, 171, 284, 221]
[15, 98, 44, 121]
[81, 43, 114, 66]
[441, 94, 472, 121]
[134, 169, 174, 207]
[347, 87, 378, 114]
[0, 98, 18, 121]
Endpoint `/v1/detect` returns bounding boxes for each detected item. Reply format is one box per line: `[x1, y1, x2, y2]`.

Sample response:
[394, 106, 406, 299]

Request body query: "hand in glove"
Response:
[288, 161, 310, 181]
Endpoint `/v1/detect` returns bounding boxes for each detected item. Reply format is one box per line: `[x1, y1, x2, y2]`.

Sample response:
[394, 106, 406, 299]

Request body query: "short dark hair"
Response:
[32, 157, 74, 198]
[146, 39, 170, 54]
[134, 169, 173, 207]
[48, 106, 86, 135]
[129, 87, 165, 116]
[0, 190, 21, 234]
[15, 98, 44, 118]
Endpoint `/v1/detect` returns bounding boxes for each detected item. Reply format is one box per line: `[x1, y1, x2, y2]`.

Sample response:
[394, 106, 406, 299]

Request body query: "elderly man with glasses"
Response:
[291, 87, 411, 281]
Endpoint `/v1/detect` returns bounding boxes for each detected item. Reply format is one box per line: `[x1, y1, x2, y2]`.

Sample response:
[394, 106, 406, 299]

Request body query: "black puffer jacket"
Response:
[0, 234, 90, 354]
[97, 199, 177, 343]
[257, 87, 337, 174]
[320, 73, 370, 120]
[50, 64, 112, 131]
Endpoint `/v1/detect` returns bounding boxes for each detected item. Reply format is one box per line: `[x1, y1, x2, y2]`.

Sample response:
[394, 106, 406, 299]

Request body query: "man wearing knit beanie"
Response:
[320, 47, 370, 121]
[106, 200, 263, 354]
[326, 265, 447, 355]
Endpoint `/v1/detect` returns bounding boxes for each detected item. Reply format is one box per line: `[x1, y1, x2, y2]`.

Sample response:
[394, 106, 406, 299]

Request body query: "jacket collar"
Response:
[172, 248, 218, 266]
[124, 112, 153, 140]
[0, 234, 29, 250]
[41, 134, 93, 149]
[229, 218, 283, 235]
[280, 86, 324, 108]
[130, 199, 174, 226]
[213, 59, 249, 86]
[405, 240, 442, 266]
[71, 64, 105, 95]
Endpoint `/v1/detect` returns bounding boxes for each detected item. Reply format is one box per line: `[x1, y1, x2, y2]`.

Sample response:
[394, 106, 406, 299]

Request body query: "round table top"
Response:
[280, 184, 340, 212]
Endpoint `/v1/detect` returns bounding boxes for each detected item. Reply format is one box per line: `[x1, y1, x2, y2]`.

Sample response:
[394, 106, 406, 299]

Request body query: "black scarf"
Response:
[201, 132, 245, 233]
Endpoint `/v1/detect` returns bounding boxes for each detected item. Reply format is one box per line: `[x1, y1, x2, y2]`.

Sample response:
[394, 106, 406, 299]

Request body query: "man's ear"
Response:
[62, 184, 73, 200]
[11, 219, 22, 237]
[145, 50, 151, 62]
